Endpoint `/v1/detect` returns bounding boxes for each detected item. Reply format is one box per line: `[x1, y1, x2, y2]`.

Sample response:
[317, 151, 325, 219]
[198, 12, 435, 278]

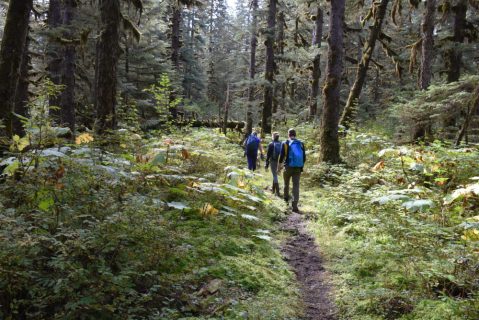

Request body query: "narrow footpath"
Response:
[281, 213, 336, 320]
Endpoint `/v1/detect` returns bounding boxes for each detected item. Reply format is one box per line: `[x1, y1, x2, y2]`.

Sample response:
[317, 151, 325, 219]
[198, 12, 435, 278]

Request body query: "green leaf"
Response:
[39, 197, 55, 212]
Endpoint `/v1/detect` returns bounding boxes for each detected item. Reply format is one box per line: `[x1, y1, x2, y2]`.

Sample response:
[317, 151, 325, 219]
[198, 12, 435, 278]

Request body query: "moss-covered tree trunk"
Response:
[445, 0, 467, 83]
[246, 0, 258, 138]
[0, 0, 32, 137]
[309, 5, 323, 119]
[340, 0, 389, 129]
[319, 0, 345, 164]
[95, 0, 121, 132]
[261, 0, 276, 136]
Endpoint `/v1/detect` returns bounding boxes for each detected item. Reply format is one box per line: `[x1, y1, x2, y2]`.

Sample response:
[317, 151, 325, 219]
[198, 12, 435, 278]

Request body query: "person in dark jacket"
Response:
[265, 132, 282, 196]
[278, 129, 306, 213]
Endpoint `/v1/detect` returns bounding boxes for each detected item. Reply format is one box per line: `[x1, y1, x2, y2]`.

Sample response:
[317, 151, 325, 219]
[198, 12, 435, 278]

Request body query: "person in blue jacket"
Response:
[244, 131, 264, 171]
[278, 129, 306, 213]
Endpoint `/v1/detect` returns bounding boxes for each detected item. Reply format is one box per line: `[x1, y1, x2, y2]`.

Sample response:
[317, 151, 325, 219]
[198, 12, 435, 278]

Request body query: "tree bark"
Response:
[319, 0, 345, 164]
[171, 4, 182, 68]
[261, 0, 276, 136]
[309, 5, 324, 119]
[60, 0, 77, 132]
[48, 0, 63, 112]
[415, 0, 436, 141]
[273, 11, 285, 115]
[340, 0, 389, 129]
[13, 32, 31, 135]
[446, 0, 467, 83]
[0, 0, 32, 137]
[246, 0, 258, 138]
[419, 0, 436, 90]
[95, 0, 121, 132]
[222, 83, 230, 135]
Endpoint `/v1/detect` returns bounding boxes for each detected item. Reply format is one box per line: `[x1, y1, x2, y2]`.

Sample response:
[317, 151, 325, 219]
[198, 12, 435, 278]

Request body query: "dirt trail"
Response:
[281, 213, 336, 320]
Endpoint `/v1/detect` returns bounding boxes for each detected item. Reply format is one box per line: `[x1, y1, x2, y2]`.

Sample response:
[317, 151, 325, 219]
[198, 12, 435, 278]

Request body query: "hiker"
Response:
[244, 131, 264, 171]
[278, 129, 306, 213]
[265, 132, 282, 196]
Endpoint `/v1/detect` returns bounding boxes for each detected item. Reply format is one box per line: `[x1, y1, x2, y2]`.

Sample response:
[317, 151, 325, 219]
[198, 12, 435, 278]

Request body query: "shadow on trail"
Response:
[281, 212, 336, 320]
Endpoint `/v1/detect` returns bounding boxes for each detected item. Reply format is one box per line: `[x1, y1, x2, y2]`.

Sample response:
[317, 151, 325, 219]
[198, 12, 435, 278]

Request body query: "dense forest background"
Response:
[1, 0, 479, 319]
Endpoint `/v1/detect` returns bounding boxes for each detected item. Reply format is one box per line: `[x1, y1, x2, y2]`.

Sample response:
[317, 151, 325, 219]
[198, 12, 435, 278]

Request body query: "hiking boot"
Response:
[271, 183, 276, 195]
[273, 183, 281, 197]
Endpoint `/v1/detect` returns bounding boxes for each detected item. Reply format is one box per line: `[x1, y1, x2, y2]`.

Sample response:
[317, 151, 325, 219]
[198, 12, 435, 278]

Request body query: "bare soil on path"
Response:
[281, 212, 337, 320]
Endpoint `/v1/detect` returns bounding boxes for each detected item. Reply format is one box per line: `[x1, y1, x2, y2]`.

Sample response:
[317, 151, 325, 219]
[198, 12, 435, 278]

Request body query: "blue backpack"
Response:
[246, 135, 260, 155]
[287, 140, 304, 167]
[272, 141, 282, 160]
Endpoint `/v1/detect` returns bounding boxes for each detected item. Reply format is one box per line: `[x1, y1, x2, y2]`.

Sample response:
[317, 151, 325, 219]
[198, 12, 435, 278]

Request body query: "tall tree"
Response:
[95, 0, 122, 132]
[445, 0, 467, 83]
[13, 30, 31, 135]
[48, 0, 63, 110]
[60, 0, 78, 131]
[0, 0, 32, 137]
[246, 0, 258, 137]
[340, 0, 389, 129]
[419, 0, 436, 90]
[261, 0, 277, 136]
[318, 0, 345, 164]
[171, 2, 182, 68]
[414, 0, 436, 140]
[309, 5, 323, 119]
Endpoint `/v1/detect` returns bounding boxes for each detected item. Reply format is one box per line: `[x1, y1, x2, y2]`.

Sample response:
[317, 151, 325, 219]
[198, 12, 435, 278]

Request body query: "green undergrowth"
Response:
[301, 129, 479, 320]
[0, 128, 301, 319]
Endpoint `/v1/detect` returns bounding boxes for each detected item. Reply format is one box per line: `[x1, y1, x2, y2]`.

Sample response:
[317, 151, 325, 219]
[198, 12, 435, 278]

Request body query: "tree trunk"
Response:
[415, 0, 436, 141]
[60, 0, 77, 132]
[309, 5, 324, 119]
[246, 0, 258, 138]
[261, 0, 276, 136]
[48, 0, 63, 112]
[222, 83, 230, 135]
[273, 11, 285, 115]
[318, 0, 345, 164]
[455, 84, 479, 146]
[13, 31, 31, 135]
[340, 0, 389, 129]
[95, 0, 121, 132]
[419, 0, 436, 90]
[446, 0, 467, 83]
[171, 4, 182, 68]
[0, 0, 32, 137]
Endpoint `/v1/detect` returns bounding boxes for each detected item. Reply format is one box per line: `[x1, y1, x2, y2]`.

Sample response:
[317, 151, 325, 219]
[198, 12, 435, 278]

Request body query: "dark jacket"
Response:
[265, 140, 282, 165]
[279, 138, 306, 168]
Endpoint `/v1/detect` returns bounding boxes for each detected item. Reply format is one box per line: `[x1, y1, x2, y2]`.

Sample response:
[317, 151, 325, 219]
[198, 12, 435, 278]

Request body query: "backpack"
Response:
[287, 140, 304, 167]
[271, 141, 282, 160]
[246, 135, 260, 155]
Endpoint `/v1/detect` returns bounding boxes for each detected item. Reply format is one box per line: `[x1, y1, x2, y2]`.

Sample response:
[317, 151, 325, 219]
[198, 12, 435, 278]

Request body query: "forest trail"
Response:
[281, 212, 336, 320]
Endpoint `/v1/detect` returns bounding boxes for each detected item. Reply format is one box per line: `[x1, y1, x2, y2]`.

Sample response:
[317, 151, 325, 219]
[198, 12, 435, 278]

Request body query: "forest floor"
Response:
[1, 126, 478, 319]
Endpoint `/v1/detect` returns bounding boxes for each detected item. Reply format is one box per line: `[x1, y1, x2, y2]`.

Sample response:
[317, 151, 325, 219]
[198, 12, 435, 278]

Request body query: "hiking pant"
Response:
[270, 160, 279, 183]
[247, 153, 258, 171]
[283, 167, 302, 205]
